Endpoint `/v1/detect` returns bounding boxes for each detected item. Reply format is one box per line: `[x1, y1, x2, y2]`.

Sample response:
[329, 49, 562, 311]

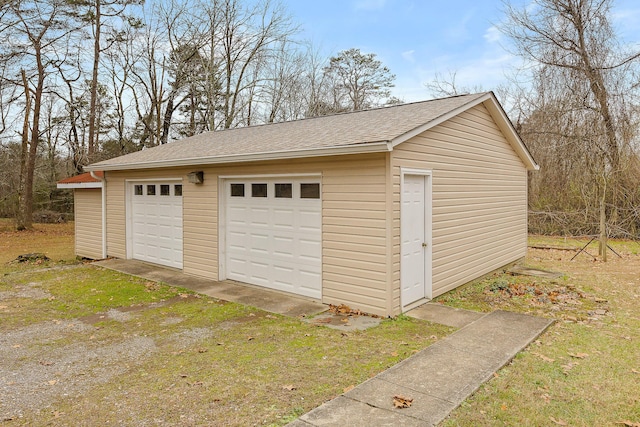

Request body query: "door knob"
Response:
[422, 242, 427, 247]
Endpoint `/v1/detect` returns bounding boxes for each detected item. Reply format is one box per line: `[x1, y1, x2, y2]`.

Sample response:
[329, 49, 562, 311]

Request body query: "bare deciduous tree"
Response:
[501, 0, 640, 253]
[0, 0, 75, 229]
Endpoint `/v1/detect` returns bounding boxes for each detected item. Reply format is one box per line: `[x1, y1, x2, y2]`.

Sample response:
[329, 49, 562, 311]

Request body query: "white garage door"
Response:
[130, 182, 183, 269]
[225, 178, 322, 299]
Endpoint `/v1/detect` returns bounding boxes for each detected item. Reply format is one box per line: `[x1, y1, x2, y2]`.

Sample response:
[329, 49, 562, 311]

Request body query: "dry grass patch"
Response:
[0, 219, 76, 272]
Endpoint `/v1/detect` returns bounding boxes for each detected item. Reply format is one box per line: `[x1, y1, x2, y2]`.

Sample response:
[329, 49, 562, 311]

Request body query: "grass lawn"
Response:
[0, 221, 452, 426]
[2, 222, 638, 426]
[437, 236, 640, 426]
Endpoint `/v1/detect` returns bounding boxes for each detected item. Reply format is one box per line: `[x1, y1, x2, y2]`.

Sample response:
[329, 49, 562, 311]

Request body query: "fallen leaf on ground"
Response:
[616, 421, 640, 427]
[282, 384, 297, 391]
[391, 351, 399, 357]
[532, 352, 555, 363]
[631, 369, 639, 374]
[569, 352, 588, 359]
[393, 395, 413, 408]
[561, 362, 576, 374]
[47, 380, 57, 385]
[343, 385, 355, 393]
[549, 416, 568, 425]
[197, 348, 208, 353]
[39, 360, 54, 366]
[500, 403, 508, 411]
[247, 336, 254, 341]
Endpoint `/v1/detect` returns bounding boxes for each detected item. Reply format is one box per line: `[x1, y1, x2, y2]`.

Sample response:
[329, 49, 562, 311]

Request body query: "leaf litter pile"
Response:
[456, 273, 611, 322]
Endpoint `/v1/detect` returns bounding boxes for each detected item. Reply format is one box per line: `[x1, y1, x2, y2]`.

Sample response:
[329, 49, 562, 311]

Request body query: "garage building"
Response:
[63, 92, 538, 317]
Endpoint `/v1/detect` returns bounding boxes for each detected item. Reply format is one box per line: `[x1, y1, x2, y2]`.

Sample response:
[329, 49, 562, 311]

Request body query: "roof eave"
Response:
[56, 182, 103, 189]
[85, 142, 393, 172]
[481, 94, 540, 171]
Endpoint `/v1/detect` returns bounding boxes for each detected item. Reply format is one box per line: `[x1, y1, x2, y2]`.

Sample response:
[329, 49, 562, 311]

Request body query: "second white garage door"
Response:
[224, 177, 322, 299]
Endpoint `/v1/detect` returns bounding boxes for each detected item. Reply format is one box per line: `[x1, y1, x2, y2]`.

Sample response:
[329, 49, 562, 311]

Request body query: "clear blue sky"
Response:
[284, 0, 640, 102]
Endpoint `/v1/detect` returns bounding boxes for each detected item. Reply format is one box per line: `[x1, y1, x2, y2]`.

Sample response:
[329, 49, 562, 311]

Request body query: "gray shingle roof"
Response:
[88, 93, 511, 171]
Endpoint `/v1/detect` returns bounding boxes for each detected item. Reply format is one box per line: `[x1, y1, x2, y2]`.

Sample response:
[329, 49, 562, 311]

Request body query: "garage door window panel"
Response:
[231, 183, 244, 197]
[147, 185, 156, 195]
[252, 183, 268, 197]
[275, 183, 292, 198]
[300, 183, 320, 199]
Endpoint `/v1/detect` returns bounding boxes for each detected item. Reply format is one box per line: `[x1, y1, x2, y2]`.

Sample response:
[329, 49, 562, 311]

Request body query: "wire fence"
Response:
[528, 210, 640, 240]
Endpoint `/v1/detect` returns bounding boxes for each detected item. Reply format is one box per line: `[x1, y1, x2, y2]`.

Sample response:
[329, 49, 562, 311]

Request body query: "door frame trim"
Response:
[400, 168, 433, 309]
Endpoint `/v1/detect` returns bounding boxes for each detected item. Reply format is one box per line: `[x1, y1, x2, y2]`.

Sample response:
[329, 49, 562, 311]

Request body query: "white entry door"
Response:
[224, 178, 322, 299]
[130, 182, 183, 269]
[401, 173, 431, 307]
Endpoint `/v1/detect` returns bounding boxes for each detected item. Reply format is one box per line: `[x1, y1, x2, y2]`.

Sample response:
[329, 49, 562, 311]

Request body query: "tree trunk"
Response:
[599, 193, 607, 261]
[16, 70, 31, 230]
[160, 92, 176, 145]
[87, 0, 102, 161]
[21, 49, 46, 231]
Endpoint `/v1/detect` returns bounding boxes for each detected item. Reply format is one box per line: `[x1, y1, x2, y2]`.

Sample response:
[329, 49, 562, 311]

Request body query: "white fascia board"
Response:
[85, 142, 392, 172]
[56, 182, 103, 189]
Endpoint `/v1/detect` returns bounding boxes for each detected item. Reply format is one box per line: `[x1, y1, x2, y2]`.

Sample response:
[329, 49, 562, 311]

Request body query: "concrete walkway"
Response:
[407, 302, 485, 328]
[288, 310, 553, 427]
[94, 259, 326, 318]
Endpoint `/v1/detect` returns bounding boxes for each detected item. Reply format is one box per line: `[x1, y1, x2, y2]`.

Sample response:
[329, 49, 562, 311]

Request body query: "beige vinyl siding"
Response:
[321, 155, 388, 316]
[182, 173, 217, 279]
[103, 154, 390, 316]
[392, 102, 528, 307]
[74, 188, 103, 259]
[105, 172, 126, 259]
